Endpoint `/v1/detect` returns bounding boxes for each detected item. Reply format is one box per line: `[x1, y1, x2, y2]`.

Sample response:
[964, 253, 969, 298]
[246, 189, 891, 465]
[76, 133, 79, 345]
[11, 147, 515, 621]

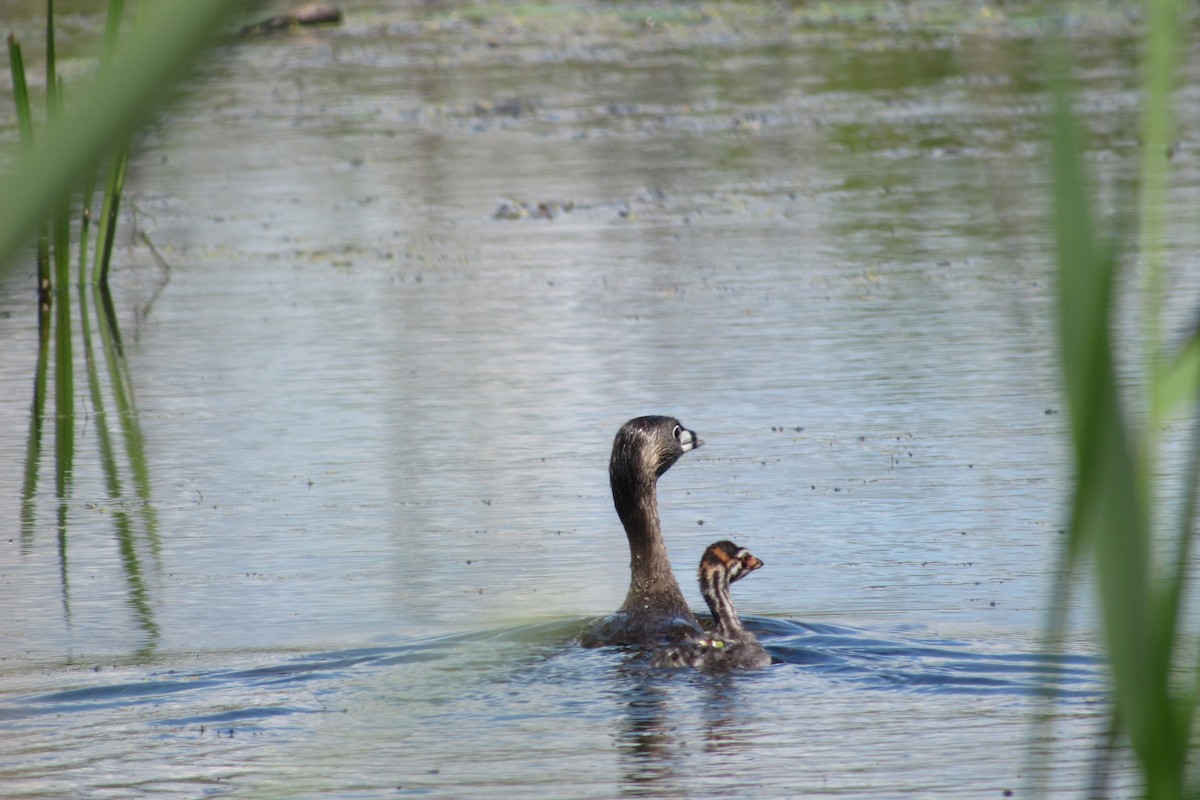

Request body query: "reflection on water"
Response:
[0, 1, 1195, 797]
[15, 277, 162, 659]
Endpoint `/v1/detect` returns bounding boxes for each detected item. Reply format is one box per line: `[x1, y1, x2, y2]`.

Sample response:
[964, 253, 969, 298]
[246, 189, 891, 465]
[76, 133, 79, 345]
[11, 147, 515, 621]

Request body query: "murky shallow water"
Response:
[2, 2, 1199, 797]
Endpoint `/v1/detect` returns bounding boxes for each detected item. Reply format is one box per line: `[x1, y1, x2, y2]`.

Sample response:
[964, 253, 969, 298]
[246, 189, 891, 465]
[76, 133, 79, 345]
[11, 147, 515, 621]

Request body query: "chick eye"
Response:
[673, 425, 681, 440]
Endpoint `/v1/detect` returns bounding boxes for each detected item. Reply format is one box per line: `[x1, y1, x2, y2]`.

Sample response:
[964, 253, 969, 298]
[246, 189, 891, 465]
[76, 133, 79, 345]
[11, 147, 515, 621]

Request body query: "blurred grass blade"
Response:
[1156, 332, 1200, 422]
[93, 0, 128, 287]
[102, 0, 126, 63]
[1048, 25, 1187, 798]
[0, 0, 244, 274]
[6, 34, 34, 145]
[1138, 0, 1183, 406]
[7, 32, 51, 307]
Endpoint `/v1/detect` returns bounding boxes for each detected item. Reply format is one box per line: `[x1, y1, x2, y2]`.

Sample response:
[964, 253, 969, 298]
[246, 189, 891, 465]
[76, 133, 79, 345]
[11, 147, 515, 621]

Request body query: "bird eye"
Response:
[673, 425, 681, 440]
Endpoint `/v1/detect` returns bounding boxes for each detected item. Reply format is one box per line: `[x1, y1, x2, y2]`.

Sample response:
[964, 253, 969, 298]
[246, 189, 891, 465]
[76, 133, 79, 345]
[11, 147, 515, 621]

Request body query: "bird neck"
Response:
[613, 474, 692, 621]
[702, 570, 744, 639]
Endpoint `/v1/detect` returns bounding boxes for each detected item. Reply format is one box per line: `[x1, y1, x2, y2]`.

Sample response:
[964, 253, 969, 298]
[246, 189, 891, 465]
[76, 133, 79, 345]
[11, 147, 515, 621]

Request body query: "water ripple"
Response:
[1, 617, 1106, 728]
[748, 618, 1106, 700]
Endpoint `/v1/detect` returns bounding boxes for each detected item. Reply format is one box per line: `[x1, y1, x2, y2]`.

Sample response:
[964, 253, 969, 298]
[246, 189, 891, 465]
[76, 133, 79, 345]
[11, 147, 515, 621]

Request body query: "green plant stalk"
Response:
[0, 0, 244, 274]
[49, 40, 74, 616]
[1137, 0, 1191, 748]
[90, 0, 126, 287]
[1138, 0, 1182, 403]
[94, 144, 129, 287]
[1047, 27, 1189, 800]
[7, 35, 34, 144]
[102, 0, 125, 63]
[52, 201, 72, 496]
[52, 222, 74, 610]
[1131, 6, 1200, 772]
[78, 204, 92, 288]
[1140, 0, 1193, 789]
[7, 34, 51, 308]
[1167, 365, 1200, 770]
[45, 0, 56, 111]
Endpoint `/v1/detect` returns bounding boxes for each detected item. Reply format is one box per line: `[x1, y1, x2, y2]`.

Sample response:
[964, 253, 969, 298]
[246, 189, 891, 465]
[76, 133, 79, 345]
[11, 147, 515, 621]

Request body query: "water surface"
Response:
[2, 2, 1197, 797]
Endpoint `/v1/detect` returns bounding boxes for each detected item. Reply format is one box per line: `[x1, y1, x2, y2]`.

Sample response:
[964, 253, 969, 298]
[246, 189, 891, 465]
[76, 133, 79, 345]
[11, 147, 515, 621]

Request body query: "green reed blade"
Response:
[1043, 2, 1191, 792]
[1138, 0, 1184, 406]
[102, 0, 125, 63]
[78, 203, 91, 287]
[93, 143, 129, 287]
[45, 0, 56, 111]
[7, 34, 34, 145]
[90, 0, 126, 287]
[7, 33, 51, 308]
[1156, 332, 1200, 423]
[53, 224, 73, 517]
[1050, 102, 1185, 800]
[1164, 362, 1200, 757]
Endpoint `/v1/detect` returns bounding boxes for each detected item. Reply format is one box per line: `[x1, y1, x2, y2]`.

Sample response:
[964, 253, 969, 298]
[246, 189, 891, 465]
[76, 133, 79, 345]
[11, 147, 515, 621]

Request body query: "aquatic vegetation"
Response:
[2, 0, 242, 658]
[1042, 0, 1199, 797]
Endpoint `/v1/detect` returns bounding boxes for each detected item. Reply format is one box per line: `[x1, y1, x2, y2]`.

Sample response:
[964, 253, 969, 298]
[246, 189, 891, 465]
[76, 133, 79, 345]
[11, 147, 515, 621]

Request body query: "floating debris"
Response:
[241, 3, 342, 36]
[493, 199, 575, 220]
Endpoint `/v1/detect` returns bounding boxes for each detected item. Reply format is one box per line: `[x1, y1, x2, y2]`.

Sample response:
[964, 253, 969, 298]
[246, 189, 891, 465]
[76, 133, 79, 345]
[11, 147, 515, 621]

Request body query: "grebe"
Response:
[585, 415, 704, 646]
[652, 540, 771, 670]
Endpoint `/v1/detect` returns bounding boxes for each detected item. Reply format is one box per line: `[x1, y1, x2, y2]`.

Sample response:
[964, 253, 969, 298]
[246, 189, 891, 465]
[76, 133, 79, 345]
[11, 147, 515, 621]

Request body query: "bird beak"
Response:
[744, 555, 763, 572]
[680, 428, 703, 452]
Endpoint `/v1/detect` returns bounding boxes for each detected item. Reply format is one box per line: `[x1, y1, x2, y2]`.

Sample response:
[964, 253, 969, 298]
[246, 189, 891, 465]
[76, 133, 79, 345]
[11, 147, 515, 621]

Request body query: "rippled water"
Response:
[2, 618, 1113, 798]
[2, 2, 1198, 797]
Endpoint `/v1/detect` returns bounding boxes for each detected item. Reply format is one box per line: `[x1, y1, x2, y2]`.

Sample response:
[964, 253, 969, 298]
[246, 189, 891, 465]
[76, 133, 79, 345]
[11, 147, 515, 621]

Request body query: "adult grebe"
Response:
[585, 415, 704, 646]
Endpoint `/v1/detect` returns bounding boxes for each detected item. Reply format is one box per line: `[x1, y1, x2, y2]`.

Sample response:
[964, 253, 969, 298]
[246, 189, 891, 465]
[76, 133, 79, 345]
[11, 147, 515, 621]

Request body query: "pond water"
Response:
[2, 2, 1199, 797]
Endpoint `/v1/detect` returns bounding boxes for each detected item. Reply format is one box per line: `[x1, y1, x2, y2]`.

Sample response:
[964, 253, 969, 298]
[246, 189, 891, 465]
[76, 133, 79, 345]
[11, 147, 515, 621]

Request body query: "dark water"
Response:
[2, 2, 1197, 797]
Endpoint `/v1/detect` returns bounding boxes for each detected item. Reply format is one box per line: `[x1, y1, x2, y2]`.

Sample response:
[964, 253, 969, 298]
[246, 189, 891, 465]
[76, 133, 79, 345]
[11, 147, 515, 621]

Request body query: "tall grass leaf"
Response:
[1155, 333, 1200, 422]
[7, 35, 34, 145]
[102, 0, 126, 63]
[45, 0, 56, 110]
[1047, 48, 1179, 798]
[8, 32, 50, 301]
[1138, 0, 1183, 406]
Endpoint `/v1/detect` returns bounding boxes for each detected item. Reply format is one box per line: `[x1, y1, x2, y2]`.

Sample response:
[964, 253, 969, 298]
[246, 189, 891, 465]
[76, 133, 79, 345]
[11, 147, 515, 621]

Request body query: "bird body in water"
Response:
[652, 540, 772, 670]
[585, 415, 704, 646]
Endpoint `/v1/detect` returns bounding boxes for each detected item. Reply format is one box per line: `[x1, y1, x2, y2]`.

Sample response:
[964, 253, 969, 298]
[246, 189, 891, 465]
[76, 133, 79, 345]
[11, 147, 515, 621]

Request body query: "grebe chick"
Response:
[584, 416, 704, 646]
[652, 541, 771, 670]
